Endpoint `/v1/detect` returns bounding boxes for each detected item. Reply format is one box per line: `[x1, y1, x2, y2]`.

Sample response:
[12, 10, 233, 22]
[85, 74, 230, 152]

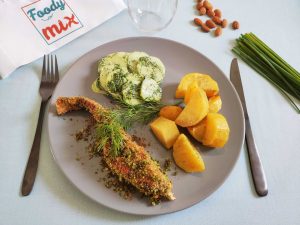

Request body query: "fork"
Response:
[21, 55, 59, 196]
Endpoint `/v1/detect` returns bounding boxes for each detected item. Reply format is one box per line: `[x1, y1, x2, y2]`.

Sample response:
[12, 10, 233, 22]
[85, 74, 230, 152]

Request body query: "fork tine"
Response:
[50, 55, 54, 82]
[41, 55, 46, 82]
[54, 55, 59, 83]
[46, 55, 50, 81]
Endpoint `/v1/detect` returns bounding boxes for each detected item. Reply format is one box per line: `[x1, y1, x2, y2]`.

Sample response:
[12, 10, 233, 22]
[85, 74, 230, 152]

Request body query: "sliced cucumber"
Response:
[96, 51, 165, 104]
[100, 65, 127, 96]
[122, 82, 144, 106]
[140, 78, 162, 102]
[98, 53, 128, 74]
[125, 72, 144, 84]
[136, 56, 165, 83]
[91, 78, 104, 93]
[99, 63, 116, 91]
[110, 52, 129, 68]
[127, 51, 148, 73]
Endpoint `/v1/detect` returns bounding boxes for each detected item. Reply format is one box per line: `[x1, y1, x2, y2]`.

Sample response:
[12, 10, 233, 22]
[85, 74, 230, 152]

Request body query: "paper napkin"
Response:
[0, 0, 126, 79]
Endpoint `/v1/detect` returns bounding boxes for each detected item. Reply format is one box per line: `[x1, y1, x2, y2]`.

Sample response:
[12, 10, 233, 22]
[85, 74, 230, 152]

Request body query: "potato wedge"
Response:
[159, 105, 183, 121]
[175, 86, 209, 127]
[183, 83, 198, 104]
[202, 113, 230, 148]
[209, 95, 222, 113]
[187, 118, 207, 143]
[150, 116, 180, 149]
[175, 73, 219, 98]
[173, 134, 205, 172]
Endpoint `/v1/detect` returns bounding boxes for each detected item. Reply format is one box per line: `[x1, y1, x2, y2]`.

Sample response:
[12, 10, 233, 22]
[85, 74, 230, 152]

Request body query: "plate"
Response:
[47, 37, 245, 215]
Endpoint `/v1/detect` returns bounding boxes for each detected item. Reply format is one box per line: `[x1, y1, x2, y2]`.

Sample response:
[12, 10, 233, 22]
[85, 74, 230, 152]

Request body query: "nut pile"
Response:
[194, 0, 239, 37]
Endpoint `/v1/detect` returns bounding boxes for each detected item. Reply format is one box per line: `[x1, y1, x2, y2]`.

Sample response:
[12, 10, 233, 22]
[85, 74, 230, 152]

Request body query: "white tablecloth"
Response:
[1, 0, 300, 224]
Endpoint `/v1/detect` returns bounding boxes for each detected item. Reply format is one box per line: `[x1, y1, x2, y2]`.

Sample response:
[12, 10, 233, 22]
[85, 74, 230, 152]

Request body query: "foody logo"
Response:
[22, 0, 83, 45]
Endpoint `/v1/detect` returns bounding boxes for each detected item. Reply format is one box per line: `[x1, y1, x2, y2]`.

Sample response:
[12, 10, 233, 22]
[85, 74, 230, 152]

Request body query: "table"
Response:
[1, 0, 300, 224]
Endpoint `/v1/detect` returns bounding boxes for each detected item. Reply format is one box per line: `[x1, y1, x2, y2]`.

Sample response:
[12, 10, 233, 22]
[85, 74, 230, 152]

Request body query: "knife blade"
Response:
[230, 58, 268, 196]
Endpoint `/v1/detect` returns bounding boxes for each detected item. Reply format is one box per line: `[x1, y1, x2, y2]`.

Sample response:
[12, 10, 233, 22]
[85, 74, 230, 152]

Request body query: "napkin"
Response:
[0, 0, 126, 79]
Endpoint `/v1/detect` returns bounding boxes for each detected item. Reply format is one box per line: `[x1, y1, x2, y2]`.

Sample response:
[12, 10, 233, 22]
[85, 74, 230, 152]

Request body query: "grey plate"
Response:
[47, 37, 245, 215]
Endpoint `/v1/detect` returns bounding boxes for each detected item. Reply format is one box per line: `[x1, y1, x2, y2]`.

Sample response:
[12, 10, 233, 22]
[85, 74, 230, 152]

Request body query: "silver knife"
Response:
[230, 58, 268, 196]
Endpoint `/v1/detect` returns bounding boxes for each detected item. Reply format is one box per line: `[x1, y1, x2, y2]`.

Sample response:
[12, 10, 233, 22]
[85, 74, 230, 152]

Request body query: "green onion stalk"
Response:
[232, 32, 300, 113]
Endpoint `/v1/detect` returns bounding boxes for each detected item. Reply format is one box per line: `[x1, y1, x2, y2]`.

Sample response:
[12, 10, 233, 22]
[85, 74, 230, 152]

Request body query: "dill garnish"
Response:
[95, 112, 125, 157]
[93, 90, 182, 157]
[111, 102, 164, 130]
[94, 101, 163, 156]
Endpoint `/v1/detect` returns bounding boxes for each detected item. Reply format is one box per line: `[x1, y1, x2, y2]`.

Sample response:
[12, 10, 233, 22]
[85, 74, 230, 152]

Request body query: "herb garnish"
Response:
[94, 94, 182, 156]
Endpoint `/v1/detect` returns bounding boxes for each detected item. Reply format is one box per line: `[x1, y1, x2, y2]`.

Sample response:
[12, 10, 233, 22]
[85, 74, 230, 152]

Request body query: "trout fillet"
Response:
[56, 96, 175, 201]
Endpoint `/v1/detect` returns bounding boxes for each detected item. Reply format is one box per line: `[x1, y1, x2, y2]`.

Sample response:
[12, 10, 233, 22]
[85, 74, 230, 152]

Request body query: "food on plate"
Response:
[137, 56, 165, 83]
[202, 113, 230, 148]
[188, 113, 229, 148]
[150, 116, 180, 149]
[56, 96, 175, 202]
[92, 51, 165, 106]
[183, 83, 198, 104]
[175, 73, 219, 98]
[140, 78, 162, 102]
[159, 105, 183, 121]
[187, 118, 207, 143]
[127, 51, 148, 72]
[208, 95, 222, 113]
[121, 78, 144, 106]
[173, 134, 205, 172]
[149, 70, 230, 173]
[175, 85, 209, 127]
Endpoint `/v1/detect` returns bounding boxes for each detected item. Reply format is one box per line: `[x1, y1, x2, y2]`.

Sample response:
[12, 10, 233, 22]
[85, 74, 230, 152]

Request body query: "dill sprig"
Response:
[93, 90, 182, 156]
[94, 101, 166, 156]
[111, 102, 164, 130]
[95, 111, 124, 157]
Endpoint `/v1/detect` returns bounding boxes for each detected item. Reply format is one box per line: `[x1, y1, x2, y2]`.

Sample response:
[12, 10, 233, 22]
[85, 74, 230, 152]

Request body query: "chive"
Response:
[232, 33, 300, 113]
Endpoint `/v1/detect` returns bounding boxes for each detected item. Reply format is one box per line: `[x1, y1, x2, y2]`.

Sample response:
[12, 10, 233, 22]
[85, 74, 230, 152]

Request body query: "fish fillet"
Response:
[56, 96, 175, 201]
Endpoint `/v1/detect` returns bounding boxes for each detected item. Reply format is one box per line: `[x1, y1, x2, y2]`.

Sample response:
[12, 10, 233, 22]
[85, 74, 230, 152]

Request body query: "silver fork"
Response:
[21, 55, 59, 196]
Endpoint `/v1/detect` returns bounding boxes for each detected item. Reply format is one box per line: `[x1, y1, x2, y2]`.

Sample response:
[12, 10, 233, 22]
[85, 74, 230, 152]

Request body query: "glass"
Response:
[127, 0, 178, 32]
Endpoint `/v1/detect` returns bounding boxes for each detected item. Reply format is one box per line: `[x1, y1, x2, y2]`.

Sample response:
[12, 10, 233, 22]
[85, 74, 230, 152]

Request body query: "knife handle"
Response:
[245, 119, 268, 196]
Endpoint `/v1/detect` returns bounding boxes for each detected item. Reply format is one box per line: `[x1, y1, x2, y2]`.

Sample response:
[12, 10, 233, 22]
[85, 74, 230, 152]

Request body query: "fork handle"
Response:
[21, 101, 47, 196]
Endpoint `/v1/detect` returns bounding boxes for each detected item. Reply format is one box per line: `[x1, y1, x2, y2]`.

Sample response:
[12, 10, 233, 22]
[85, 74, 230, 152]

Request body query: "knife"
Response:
[230, 58, 268, 196]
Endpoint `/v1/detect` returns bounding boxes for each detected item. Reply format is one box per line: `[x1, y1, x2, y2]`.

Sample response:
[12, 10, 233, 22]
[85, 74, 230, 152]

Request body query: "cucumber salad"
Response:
[92, 51, 165, 106]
